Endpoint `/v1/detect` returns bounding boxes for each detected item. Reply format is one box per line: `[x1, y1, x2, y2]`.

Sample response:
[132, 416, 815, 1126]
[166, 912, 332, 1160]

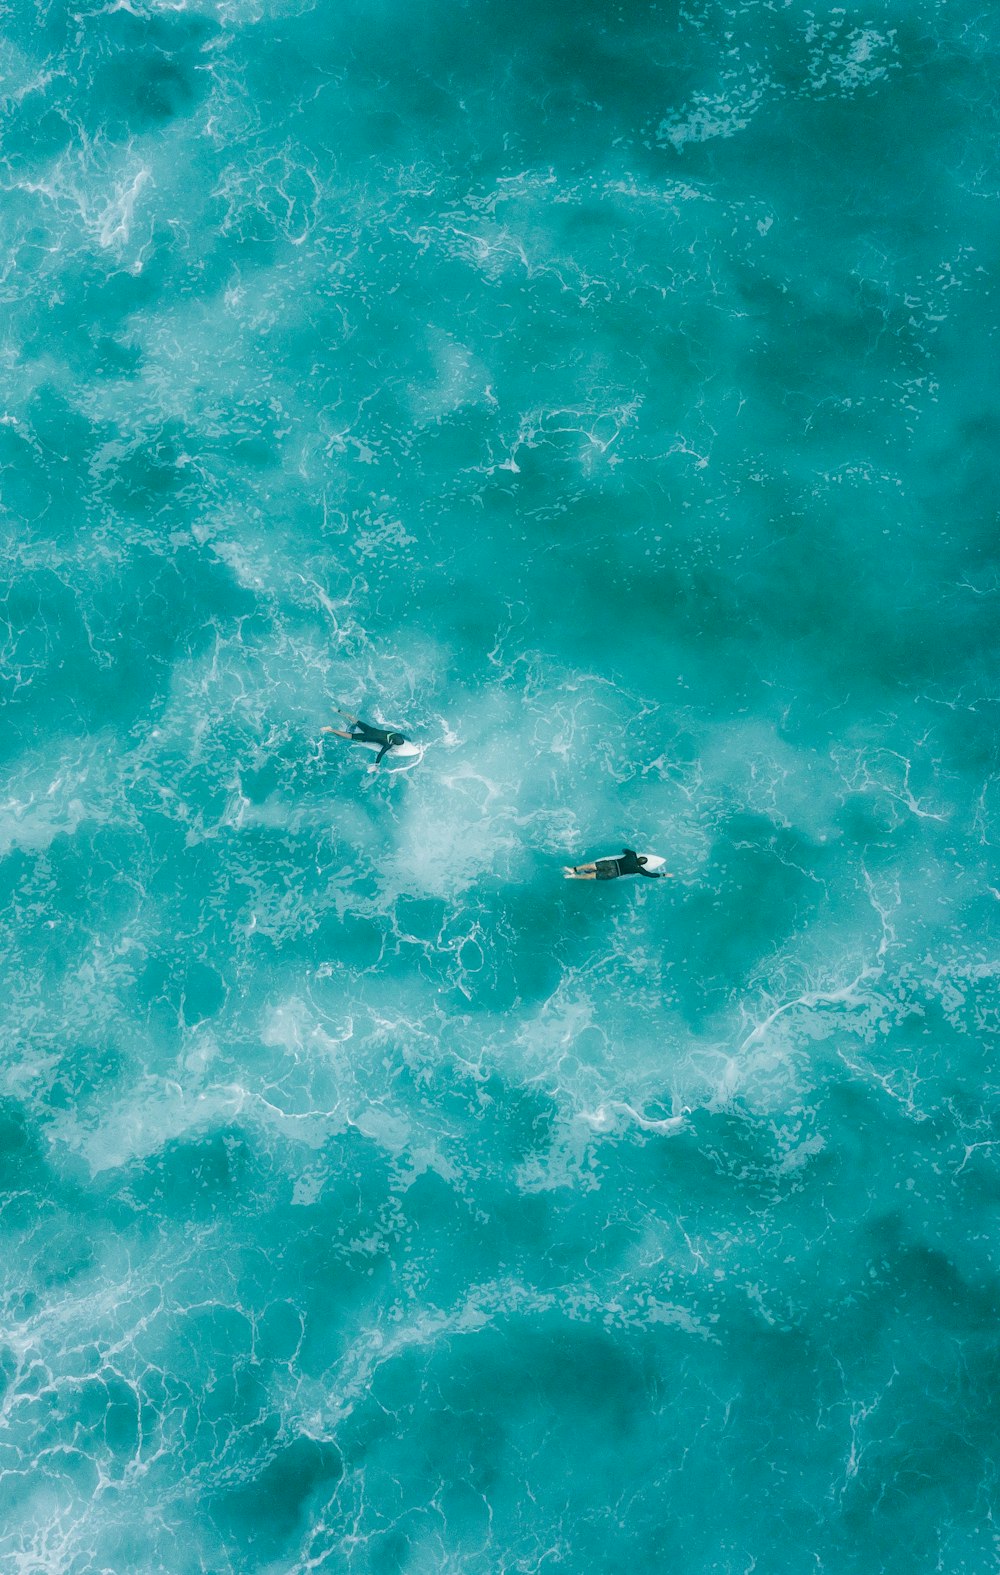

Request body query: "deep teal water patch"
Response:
[1, 0, 999, 1569]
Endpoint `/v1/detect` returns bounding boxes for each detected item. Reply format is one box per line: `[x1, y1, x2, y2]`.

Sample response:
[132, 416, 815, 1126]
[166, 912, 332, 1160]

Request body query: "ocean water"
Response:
[1, 0, 998, 1569]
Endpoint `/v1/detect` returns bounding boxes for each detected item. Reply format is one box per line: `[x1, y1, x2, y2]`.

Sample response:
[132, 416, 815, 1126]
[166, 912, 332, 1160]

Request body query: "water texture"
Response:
[1, 0, 998, 1569]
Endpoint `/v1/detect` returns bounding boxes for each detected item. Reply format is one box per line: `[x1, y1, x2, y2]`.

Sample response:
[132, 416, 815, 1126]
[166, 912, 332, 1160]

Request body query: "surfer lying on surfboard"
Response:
[322, 707, 408, 769]
[564, 849, 672, 881]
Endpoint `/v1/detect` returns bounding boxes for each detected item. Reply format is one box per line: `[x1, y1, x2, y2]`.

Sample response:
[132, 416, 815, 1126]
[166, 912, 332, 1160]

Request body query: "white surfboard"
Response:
[356, 739, 423, 772]
[593, 852, 666, 870]
[563, 852, 667, 876]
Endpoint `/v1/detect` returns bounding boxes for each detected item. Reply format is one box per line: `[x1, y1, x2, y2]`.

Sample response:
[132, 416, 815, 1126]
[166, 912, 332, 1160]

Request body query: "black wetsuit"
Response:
[595, 848, 665, 880]
[349, 719, 407, 765]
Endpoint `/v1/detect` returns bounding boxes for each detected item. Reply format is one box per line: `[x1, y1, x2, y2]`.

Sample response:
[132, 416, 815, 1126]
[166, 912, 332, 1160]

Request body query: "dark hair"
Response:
[389, 732, 405, 746]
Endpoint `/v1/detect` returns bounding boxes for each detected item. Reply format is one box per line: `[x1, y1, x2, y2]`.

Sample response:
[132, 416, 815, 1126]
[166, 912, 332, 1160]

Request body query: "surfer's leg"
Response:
[321, 727, 353, 739]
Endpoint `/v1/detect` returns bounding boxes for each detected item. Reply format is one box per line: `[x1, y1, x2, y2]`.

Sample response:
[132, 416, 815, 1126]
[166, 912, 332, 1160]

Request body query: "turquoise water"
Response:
[1, 0, 999, 1568]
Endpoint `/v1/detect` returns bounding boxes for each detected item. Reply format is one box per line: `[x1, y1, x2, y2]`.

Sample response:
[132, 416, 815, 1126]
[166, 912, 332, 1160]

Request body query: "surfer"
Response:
[563, 848, 672, 881]
[322, 707, 407, 769]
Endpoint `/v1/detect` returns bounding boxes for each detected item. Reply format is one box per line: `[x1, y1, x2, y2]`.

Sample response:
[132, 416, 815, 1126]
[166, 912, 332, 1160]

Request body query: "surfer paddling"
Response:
[322, 707, 408, 770]
[563, 848, 672, 881]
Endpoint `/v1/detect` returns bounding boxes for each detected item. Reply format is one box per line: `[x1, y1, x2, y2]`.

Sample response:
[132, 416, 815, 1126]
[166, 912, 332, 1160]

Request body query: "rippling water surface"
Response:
[1, 0, 998, 1569]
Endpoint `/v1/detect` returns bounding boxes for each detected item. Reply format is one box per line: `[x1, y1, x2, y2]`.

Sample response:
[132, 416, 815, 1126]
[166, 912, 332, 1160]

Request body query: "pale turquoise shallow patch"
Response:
[1, 0, 998, 1570]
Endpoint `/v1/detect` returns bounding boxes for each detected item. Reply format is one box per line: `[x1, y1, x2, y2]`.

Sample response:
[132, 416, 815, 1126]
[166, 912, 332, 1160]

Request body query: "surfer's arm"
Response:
[373, 741, 392, 765]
